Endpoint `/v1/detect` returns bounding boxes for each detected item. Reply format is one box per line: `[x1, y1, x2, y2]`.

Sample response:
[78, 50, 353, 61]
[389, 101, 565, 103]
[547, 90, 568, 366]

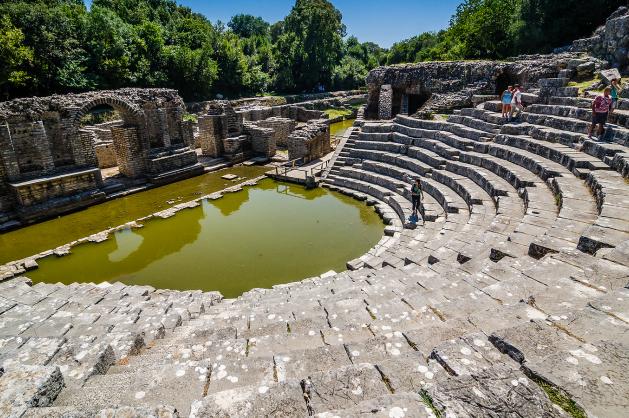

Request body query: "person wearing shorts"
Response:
[501, 86, 513, 119]
[588, 87, 613, 140]
[509, 85, 525, 121]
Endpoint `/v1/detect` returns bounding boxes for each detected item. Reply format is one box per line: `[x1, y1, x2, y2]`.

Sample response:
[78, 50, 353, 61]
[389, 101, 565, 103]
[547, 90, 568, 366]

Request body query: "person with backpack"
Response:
[588, 87, 613, 140]
[411, 178, 424, 224]
[500, 85, 513, 119]
[509, 85, 525, 121]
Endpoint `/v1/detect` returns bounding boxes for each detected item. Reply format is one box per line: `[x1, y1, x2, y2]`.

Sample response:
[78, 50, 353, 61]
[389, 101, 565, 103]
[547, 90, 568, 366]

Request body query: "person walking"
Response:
[500, 85, 513, 119]
[411, 178, 424, 224]
[509, 85, 525, 121]
[610, 78, 622, 113]
[588, 87, 613, 140]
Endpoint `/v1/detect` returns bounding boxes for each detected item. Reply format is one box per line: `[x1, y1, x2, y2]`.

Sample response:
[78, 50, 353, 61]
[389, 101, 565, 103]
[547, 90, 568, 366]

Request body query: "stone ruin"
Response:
[365, 53, 607, 119]
[571, 6, 629, 71]
[1, 9, 629, 418]
[0, 88, 202, 225]
[194, 102, 331, 162]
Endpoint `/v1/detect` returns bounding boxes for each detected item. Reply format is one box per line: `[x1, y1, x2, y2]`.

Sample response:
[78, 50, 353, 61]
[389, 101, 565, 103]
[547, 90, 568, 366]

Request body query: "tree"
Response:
[0, 16, 33, 98]
[228, 14, 269, 38]
[332, 56, 367, 90]
[273, 0, 345, 92]
[515, 0, 627, 53]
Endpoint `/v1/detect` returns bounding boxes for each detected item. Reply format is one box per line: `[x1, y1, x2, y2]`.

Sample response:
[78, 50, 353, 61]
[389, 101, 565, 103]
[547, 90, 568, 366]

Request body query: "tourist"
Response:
[509, 85, 525, 121]
[500, 85, 513, 119]
[588, 87, 613, 140]
[610, 78, 622, 113]
[411, 178, 424, 223]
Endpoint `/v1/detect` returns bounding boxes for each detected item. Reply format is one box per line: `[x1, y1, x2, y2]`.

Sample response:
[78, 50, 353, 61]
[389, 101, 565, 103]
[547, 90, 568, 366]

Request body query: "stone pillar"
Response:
[111, 126, 145, 178]
[378, 85, 393, 120]
[181, 120, 194, 147]
[74, 129, 99, 167]
[32, 121, 55, 173]
[198, 115, 225, 157]
[158, 109, 171, 148]
[0, 123, 20, 180]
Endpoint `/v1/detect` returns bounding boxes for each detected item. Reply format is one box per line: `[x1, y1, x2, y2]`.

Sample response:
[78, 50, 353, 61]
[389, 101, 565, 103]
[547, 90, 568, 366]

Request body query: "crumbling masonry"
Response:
[0, 88, 203, 224]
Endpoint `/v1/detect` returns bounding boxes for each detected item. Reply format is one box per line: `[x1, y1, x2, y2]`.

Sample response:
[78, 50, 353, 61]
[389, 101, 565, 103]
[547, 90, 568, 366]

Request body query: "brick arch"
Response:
[72, 95, 144, 127]
[69, 95, 149, 179]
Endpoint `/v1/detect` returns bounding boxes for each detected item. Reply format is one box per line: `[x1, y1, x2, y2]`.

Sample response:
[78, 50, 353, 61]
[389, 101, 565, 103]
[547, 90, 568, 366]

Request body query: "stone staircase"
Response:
[1, 75, 628, 418]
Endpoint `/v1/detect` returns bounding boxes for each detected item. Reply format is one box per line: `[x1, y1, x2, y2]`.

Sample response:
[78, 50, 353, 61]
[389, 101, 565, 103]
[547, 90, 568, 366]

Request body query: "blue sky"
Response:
[86, 1, 461, 48]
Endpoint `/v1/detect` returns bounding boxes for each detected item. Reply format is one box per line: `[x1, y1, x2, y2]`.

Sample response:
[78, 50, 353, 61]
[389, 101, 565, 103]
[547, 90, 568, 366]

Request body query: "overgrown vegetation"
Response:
[386, 0, 626, 64]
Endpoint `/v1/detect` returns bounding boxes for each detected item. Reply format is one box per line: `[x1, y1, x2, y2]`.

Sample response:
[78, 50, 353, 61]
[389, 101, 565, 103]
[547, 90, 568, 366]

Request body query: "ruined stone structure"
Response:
[194, 102, 329, 162]
[572, 6, 629, 71]
[365, 53, 603, 119]
[287, 119, 331, 162]
[3, 10, 629, 418]
[0, 88, 202, 224]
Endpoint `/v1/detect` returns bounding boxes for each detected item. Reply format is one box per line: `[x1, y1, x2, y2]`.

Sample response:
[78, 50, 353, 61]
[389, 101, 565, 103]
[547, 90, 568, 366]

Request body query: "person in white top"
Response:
[509, 85, 525, 121]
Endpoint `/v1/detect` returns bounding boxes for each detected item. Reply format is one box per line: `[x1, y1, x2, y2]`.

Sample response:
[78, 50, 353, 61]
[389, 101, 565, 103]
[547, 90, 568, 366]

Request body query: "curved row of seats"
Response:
[4, 78, 629, 418]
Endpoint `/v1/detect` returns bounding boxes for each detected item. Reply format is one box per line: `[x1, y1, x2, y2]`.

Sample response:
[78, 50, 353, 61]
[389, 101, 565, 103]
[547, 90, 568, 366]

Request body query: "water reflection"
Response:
[28, 179, 384, 297]
[214, 188, 250, 216]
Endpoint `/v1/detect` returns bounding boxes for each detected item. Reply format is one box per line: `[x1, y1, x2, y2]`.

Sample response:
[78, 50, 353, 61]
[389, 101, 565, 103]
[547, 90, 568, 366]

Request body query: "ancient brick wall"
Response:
[94, 143, 117, 169]
[243, 123, 276, 158]
[111, 126, 146, 178]
[254, 117, 296, 147]
[11, 169, 102, 207]
[287, 120, 330, 162]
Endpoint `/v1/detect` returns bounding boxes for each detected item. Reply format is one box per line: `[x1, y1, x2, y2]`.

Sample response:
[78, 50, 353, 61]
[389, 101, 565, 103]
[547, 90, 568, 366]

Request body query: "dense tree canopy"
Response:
[0, 0, 624, 100]
[0, 0, 382, 100]
[386, 0, 627, 64]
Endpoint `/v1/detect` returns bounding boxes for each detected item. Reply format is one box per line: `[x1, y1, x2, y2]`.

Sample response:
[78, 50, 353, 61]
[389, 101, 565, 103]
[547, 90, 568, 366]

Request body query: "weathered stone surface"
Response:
[0, 364, 64, 416]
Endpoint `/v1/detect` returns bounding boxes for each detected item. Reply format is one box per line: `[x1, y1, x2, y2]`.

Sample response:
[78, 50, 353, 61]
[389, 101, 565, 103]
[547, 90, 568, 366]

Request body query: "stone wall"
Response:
[287, 119, 331, 162]
[254, 117, 296, 147]
[94, 143, 117, 169]
[243, 123, 276, 158]
[365, 54, 584, 119]
[571, 7, 629, 70]
[11, 168, 102, 208]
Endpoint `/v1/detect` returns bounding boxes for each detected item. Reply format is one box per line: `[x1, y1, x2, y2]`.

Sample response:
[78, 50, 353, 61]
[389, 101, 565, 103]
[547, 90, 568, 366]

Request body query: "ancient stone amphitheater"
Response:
[2, 70, 628, 417]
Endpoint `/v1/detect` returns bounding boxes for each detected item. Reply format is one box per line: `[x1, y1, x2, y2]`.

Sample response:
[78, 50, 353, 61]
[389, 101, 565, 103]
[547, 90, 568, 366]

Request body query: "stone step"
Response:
[490, 317, 629, 418]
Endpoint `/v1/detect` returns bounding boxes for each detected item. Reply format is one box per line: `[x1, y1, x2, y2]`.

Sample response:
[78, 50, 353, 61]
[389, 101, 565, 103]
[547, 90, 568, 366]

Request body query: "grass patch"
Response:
[324, 108, 353, 119]
[419, 390, 442, 418]
[527, 373, 587, 418]
[183, 113, 198, 123]
[568, 76, 603, 94]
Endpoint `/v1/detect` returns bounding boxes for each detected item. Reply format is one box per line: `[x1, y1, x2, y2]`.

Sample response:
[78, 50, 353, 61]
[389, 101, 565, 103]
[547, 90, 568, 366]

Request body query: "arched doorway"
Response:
[72, 97, 147, 179]
[495, 71, 516, 95]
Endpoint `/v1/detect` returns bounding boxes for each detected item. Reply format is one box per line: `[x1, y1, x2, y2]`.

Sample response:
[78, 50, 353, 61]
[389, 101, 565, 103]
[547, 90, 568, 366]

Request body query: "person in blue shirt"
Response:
[501, 86, 513, 119]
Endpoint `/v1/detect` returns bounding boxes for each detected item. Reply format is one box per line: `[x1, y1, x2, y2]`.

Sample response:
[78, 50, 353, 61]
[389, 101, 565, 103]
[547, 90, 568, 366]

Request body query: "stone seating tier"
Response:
[2, 76, 629, 417]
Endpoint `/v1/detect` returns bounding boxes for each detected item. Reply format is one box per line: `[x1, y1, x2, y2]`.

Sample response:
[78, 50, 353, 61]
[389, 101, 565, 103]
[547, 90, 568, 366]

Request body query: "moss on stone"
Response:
[419, 390, 442, 418]
[528, 373, 587, 418]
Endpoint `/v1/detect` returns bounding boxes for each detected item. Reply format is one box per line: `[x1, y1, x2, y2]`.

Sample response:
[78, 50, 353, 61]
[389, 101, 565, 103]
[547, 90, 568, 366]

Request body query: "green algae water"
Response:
[0, 166, 269, 264]
[27, 179, 383, 297]
[330, 119, 355, 137]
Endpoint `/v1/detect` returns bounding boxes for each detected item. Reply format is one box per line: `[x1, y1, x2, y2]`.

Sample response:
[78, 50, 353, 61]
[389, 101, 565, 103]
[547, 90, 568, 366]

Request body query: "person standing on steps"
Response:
[500, 85, 513, 119]
[610, 78, 622, 113]
[509, 85, 525, 121]
[588, 87, 613, 140]
[411, 178, 424, 224]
